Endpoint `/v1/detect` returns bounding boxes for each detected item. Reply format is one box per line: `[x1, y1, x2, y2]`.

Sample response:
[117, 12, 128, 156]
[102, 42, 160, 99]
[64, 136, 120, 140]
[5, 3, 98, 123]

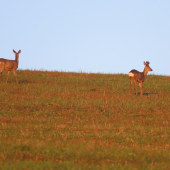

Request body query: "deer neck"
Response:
[143, 67, 149, 76]
[15, 55, 19, 65]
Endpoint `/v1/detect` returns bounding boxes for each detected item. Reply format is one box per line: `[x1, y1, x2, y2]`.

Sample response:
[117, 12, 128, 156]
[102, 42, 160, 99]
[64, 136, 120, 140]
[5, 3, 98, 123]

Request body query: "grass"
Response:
[0, 70, 170, 169]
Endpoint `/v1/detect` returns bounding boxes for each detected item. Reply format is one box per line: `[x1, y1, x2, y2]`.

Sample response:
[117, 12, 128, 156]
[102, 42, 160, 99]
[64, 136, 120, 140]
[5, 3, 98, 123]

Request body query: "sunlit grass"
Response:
[0, 70, 170, 169]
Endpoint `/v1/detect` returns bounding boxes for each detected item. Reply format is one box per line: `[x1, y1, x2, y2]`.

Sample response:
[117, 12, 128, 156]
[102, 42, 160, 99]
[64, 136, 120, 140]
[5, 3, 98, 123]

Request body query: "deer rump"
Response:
[129, 70, 144, 83]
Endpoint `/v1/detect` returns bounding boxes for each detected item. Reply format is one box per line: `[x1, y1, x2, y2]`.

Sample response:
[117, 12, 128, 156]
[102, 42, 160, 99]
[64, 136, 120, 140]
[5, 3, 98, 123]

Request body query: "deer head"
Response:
[144, 61, 153, 74]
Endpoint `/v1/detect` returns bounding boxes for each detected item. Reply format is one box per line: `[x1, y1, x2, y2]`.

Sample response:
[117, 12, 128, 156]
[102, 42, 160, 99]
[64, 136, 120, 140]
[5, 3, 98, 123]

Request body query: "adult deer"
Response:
[0, 50, 21, 84]
[128, 61, 153, 96]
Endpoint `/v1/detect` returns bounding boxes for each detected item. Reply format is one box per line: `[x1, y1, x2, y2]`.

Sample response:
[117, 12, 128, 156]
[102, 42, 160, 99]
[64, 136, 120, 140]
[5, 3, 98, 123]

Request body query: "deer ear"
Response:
[144, 62, 146, 66]
[13, 50, 16, 54]
[18, 50, 21, 54]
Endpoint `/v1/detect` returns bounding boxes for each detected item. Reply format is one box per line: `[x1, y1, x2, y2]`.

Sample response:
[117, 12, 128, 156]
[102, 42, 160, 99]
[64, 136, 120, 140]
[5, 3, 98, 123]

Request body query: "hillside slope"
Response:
[0, 70, 170, 169]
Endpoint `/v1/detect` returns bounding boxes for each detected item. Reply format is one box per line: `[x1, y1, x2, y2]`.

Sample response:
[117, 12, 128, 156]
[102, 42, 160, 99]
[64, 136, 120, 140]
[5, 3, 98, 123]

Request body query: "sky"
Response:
[1, 1, 170, 75]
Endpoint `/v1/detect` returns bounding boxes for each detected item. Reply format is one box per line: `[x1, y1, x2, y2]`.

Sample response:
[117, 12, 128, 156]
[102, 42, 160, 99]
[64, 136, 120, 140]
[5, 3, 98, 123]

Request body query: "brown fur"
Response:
[129, 61, 152, 96]
[0, 50, 21, 83]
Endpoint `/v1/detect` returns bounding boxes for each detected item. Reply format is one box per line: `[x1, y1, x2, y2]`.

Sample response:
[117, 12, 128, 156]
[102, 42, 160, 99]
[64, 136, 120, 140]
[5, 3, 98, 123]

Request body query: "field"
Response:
[0, 70, 170, 170]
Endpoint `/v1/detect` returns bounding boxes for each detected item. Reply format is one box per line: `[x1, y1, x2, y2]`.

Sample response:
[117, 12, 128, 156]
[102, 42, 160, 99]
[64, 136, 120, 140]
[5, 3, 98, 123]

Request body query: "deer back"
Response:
[129, 69, 144, 82]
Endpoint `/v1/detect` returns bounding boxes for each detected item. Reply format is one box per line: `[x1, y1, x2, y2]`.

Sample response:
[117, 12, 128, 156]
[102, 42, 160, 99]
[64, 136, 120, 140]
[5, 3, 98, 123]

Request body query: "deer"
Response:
[128, 61, 153, 96]
[0, 50, 21, 84]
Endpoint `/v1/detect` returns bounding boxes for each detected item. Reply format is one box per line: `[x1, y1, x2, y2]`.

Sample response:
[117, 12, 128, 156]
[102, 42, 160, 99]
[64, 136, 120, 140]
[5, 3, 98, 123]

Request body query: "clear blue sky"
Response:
[1, 1, 170, 75]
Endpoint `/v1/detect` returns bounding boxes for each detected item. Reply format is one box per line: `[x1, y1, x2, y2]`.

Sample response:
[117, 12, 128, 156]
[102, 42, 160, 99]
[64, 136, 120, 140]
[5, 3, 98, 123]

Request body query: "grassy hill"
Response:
[0, 70, 170, 169]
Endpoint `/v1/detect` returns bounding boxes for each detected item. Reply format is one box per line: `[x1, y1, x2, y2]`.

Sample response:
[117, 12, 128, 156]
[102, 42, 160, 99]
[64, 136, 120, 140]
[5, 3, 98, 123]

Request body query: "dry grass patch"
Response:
[0, 70, 170, 169]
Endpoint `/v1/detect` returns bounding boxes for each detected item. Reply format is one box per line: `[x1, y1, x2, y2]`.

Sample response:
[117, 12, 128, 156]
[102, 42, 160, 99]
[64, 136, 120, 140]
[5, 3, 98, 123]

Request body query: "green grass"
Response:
[0, 70, 170, 169]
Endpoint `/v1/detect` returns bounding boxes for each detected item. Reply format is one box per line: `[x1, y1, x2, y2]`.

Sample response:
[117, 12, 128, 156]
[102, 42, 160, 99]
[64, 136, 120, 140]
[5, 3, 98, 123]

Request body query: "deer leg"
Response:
[0, 72, 3, 81]
[13, 70, 18, 84]
[139, 82, 143, 96]
[0, 65, 5, 82]
[6, 71, 10, 83]
[133, 81, 137, 95]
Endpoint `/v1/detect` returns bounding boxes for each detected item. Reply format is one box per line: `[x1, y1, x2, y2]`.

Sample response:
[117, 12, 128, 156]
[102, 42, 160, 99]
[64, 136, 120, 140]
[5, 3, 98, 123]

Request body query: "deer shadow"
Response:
[18, 80, 31, 84]
[137, 92, 158, 96]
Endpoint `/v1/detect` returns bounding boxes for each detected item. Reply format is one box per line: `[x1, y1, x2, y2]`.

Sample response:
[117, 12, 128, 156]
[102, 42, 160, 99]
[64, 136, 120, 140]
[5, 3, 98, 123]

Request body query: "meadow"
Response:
[0, 70, 170, 170]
